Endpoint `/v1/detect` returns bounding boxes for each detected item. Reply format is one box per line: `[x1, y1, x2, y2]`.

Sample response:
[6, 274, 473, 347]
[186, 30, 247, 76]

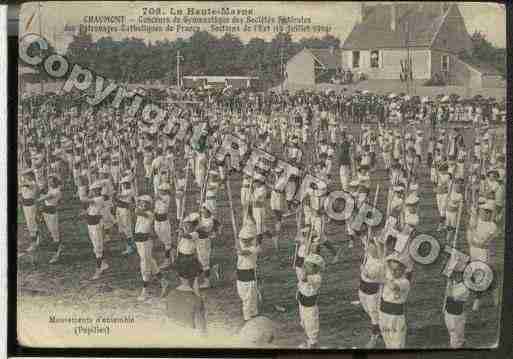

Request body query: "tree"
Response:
[262, 32, 296, 87]
[187, 31, 219, 75]
[239, 38, 267, 77]
[66, 28, 95, 68]
[299, 34, 340, 49]
[214, 33, 244, 75]
[459, 31, 506, 78]
[61, 30, 347, 87]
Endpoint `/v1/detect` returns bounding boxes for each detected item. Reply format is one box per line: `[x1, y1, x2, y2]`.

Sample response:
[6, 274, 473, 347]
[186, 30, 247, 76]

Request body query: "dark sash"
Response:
[380, 299, 405, 315]
[237, 269, 256, 282]
[298, 291, 318, 307]
[360, 279, 380, 295]
[445, 296, 464, 315]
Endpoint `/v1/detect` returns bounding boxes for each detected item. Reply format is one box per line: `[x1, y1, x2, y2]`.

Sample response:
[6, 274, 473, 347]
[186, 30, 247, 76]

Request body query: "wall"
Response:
[341, 50, 350, 69]
[285, 49, 315, 85]
[382, 49, 430, 79]
[342, 50, 368, 71]
[440, 53, 484, 88]
[412, 50, 431, 79]
[431, 50, 460, 85]
[430, 49, 442, 79]
[343, 48, 430, 80]
[359, 50, 370, 70]
[454, 55, 481, 87]
[482, 75, 505, 88]
[449, 56, 505, 88]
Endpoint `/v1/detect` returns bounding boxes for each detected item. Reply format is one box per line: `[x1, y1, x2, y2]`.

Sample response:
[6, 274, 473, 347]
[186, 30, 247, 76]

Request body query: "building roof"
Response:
[465, 61, 502, 77]
[308, 48, 342, 69]
[342, 3, 451, 50]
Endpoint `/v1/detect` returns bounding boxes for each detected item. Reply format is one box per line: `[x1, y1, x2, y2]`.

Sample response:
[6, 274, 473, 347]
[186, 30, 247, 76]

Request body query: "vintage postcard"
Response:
[17, 1, 506, 349]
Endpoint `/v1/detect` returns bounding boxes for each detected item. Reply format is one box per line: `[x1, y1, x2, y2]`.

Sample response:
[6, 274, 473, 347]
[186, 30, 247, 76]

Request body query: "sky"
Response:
[19, 1, 506, 53]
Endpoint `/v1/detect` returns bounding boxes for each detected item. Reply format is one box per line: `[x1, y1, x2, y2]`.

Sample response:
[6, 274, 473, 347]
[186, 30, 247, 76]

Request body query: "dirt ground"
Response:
[16, 122, 504, 349]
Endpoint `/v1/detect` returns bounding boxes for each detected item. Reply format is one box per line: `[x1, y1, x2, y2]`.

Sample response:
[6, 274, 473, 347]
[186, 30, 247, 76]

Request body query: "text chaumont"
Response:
[82, 16, 126, 24]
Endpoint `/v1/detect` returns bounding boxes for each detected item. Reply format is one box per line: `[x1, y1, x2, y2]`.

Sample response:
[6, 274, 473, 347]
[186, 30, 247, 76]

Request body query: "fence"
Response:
[22, 79, 506, 102]
[274, 80, 506, 100]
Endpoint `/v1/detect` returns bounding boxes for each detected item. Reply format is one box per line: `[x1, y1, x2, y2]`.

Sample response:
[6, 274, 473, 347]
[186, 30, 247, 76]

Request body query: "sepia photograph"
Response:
[16, 1, 506, 350]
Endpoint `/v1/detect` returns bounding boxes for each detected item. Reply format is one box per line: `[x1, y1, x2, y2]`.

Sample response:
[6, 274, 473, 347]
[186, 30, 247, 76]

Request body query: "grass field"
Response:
[16, 122, 504, 349]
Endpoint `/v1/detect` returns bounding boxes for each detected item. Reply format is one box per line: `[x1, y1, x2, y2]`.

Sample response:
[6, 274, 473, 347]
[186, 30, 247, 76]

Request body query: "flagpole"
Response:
[409, 20, 415, 95]
[280, 47, 284, 93]
[176, 50, 183, 89]
[405, 21, 409, 94]
[38, 1, 44, 95]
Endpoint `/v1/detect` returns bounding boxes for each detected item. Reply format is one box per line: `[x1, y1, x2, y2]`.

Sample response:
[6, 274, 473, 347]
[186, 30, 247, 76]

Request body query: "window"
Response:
[370, 50, 380, 68]
[352, 51, 360, 68]
[441, 55, 449, 72]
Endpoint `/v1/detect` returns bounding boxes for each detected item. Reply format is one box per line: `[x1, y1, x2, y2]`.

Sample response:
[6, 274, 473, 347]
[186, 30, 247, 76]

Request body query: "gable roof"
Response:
[342, 3, 452, 50]
[308, 48, 341, 69]
[465, 61, 502, 76]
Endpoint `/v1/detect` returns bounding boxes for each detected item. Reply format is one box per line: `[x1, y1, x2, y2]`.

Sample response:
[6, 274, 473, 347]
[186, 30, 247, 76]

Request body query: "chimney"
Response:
[359, 2, 365, 23]
[391, 4, 397, 31]
[440, 2, 449, 16]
